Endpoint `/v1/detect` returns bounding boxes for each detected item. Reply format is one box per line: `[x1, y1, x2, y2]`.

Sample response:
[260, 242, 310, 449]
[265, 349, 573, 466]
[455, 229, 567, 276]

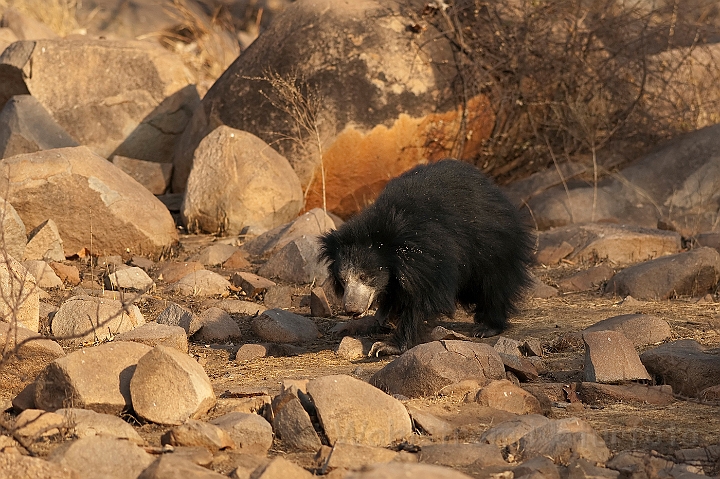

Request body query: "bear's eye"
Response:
[358, 273, 368, 283]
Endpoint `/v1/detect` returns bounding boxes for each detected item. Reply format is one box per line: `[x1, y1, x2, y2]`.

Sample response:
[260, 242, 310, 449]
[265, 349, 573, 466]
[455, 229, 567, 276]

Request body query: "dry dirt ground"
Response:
[10, 234, 720, 476]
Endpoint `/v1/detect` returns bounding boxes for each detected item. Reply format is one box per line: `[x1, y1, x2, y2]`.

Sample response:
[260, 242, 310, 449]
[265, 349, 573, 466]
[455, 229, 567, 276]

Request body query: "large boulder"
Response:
[0, 38, 198, 164]
[181, 126, 303, 235]
[0, 147, 178, 256]
[173, 0, 493, 217]
[526, 122, 720, 234]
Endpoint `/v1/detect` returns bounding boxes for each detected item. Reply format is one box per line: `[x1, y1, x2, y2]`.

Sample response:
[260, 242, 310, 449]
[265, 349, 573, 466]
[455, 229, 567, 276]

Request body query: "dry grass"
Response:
[1, 0, 80, 36]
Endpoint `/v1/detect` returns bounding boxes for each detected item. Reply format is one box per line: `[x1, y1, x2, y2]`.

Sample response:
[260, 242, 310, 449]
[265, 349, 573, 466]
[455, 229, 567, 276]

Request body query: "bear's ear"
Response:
[318, 230, 340, 262]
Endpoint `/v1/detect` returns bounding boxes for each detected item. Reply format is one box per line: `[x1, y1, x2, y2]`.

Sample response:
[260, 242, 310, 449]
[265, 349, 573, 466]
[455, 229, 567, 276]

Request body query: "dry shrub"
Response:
[421, 0, 720, 182]
[1, 0, 80, 36]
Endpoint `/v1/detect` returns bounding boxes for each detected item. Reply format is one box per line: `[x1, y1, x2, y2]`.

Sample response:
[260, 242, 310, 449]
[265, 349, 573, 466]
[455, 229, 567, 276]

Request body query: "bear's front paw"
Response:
[368, 341, 403, 357]
[472, 325, 504, 339]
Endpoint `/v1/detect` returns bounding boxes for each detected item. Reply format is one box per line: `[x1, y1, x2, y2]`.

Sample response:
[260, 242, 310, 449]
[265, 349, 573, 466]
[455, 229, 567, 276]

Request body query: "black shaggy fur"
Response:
[319, 159, 535, 354]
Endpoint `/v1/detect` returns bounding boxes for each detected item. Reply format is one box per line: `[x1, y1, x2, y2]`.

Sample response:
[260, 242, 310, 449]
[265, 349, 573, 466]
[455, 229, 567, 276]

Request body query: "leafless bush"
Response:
[422, 0, 720, 182]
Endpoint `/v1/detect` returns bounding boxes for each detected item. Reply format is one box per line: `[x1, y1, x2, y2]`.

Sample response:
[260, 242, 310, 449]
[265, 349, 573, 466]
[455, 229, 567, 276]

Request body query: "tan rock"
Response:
[161, 420, 235, 452]
[23, 219, 64, 262]
[130, 345, 216, 425]
[48, 436, 154, 479]
[583, 330, 651, 383]
[112, 155, 172, 195]
[182, 126, 303, 235]
[307, 374, 412, 447]
[0, 196, 27, 261]
[0, 38, 197, 163]
[51, 295, 145, 345]
[0, 321, 64, 396]
[0, 453, 79, 479]
[0, 255, 39, 331]
[34, 341, 152, 414]
[0, 147, 178, 256]
[475, 379, 543, 415]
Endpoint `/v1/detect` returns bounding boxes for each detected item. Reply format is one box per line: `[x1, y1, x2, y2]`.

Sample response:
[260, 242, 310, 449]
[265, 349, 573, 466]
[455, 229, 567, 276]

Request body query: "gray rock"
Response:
[51, 295, 145, 345]
[156, 261, 204, 284]
[640, 339, 720, 396]
[583, 330, 651, 383]
[230, 271, 276, 298]
[582, 314, 672, 347]
[161, 419, 235, 452]
[566, 458, 620, 479]
[517, 417, 610, 464]
[605, 247, 720, 300]
[537, 224, 681, 265]
[155, 302, 202, 335]
[370, 340, 506, 398]
[34, 341, 152, 414]
[235, 343, 270, 362]
[210, 412, 273, 456]
[208, 299, 265, 317]
[494, 336, 524, 356]
[182, 126, 302, 235]
[167, 269, 231, 297]
[500, 353, 540, 382]
[557, 265, 615, 292]
[480, 415, 551, 447]
[578, 382, 675, 406]
[308, 374, 412, 447]
[0, 94, 78, 159]
[257, 235, 329, 284]
[251, 308, 319, 344]
[115, 322, 189, 353]
[242, 208, 335, 258]
[111, 155, 172, 195]
[48, 435, 154, 479]
[0, 38, 197, 165]
[419, 443, 506, 468]
[192, 307, 241, 343]
[310, 287, 332, 317]
[105, 266, 154, 292]
[271, 389, 322, 452]
[335, 336, 370, 360]
[189, 242, 239, 266]
[513, 456, 561, 479]
[262, 284, 293, 309]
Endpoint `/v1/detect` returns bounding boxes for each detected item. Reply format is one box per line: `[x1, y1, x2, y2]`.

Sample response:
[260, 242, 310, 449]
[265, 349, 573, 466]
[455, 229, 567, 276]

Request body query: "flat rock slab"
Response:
[406, 405, 454, 439]
[557, 265, 615, 292]
[157, 261, 204, 284]
[115, 322, 189, 353]
[251, 308, 319, 344]
[167, 270, 231, 297]
[475, 379, 543, 415]
[56, 408, 143, 444]
[419, 443, 506, 468]
[34, 341, 151, 414]
[307, 374, 413, 447]
[23, 260, 63, 288]
[0, 453, 79, 479]
[209, 412, 273, 456]
[130, 345, 216, 425]
[51, 295, 145, 345]
[581, 314, 672, 347]
[640, 339, 720, 396]
[578, 383, 675, 406]
[161, 419, 235, 452]
[111, 155, 172, 196]
[604, 247, 720, 300]
[106, 266, 154, 291]
[48, 435, 154, 479]
[25, 218, 65, 262]
[0, 146, 178, 256]
[480, 415, 551, 447]
[324, 441, 398, 471]
[0, 196, 27, 261]
[583, 330, 651, 383]
[0, 322, 64, 396]
[137, 455, 228, 479]
[345, 463, 474, 479]
[189, 243, 239, 267]
[370, 340, 506, 398]
[518, 417, 610, 464]
[231, 271, 276, 298]
[537, 223, 681, 266]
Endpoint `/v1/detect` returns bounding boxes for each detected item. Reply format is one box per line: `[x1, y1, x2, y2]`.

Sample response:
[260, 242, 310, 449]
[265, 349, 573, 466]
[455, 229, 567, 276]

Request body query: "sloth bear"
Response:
[319, 159, 535, 356]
